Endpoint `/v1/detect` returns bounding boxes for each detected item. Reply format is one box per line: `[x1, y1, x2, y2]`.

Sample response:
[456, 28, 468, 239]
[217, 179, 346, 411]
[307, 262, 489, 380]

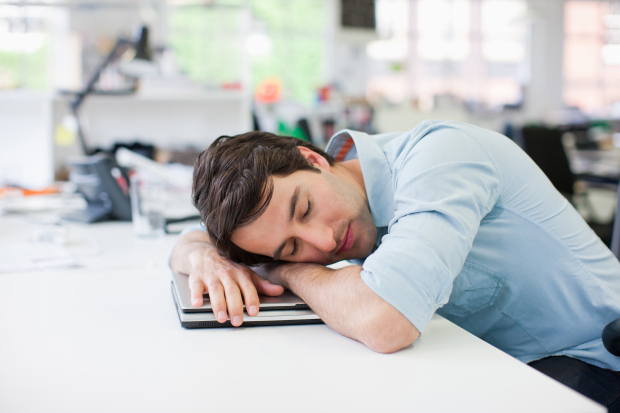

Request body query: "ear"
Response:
[298, 146, 331, 171]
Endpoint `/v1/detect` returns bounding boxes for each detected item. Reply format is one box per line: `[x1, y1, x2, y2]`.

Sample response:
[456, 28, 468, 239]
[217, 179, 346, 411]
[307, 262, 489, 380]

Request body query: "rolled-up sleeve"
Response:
[180, 224, 206, 237]
[361, 128, 501, 334]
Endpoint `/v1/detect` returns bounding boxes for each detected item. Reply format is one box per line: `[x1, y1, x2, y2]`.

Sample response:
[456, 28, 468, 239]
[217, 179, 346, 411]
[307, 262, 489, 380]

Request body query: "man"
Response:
[170, 120, 620, 408]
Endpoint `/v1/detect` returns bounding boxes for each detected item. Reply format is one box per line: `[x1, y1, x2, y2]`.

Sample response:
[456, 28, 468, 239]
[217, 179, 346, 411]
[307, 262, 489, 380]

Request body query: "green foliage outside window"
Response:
[0, 38, 50, 90]
[250, 0, 326, 106]
[168, 5, 243, 86]
[168, 0, 328, 106]
[0, 0, 328, 105]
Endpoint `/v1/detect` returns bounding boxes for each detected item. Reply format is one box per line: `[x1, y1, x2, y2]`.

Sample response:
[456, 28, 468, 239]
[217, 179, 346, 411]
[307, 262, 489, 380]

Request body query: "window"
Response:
[564, 1, 620, 117]
[0, 4, 54, 89]
[367, 0, 528, 108]
[168, 4, 245, 87]
[168, 0, 329, 106]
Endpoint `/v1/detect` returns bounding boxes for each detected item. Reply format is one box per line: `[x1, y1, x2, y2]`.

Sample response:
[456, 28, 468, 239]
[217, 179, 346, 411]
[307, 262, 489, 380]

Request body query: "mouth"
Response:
[336, 224, 354, 255]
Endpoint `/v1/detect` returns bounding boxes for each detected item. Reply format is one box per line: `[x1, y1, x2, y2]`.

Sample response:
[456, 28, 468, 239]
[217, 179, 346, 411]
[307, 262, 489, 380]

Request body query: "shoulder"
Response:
[385, 121, 503, 177]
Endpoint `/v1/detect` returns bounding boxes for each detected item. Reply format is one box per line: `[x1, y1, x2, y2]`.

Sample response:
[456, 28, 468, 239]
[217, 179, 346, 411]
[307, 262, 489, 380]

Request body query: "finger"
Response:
[222, 276, 244, 327]
[188, 274, 206, 307]
[250, 272, 285, 296]
[206, 278, 228, 323]
[236, 272, 260, 316]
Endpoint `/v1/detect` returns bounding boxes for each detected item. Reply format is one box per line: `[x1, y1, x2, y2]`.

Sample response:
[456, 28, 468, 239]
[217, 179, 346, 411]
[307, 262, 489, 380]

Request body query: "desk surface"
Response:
[0, 214, 178, 271]
[0, 217, 606, 413]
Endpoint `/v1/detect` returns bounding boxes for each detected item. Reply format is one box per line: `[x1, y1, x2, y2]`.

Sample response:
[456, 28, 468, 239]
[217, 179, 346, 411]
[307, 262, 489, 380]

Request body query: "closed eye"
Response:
[304, 199, 313, 218]
[291, 200, 312, 257]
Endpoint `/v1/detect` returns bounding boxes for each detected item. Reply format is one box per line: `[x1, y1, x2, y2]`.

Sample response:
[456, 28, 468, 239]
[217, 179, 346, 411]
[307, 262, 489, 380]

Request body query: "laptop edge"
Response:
[171, 281, 323, 328]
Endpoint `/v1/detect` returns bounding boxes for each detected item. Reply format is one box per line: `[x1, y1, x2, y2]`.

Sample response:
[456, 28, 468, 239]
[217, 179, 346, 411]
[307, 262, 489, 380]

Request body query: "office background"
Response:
[1, 0, 620, 224]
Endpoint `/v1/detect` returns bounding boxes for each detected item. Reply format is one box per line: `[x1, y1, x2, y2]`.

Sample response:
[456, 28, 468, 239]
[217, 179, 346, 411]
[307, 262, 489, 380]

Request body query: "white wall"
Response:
[523, 0, 566, 123]
[0, 91, 54, 189]
[60, 93, 252, 151]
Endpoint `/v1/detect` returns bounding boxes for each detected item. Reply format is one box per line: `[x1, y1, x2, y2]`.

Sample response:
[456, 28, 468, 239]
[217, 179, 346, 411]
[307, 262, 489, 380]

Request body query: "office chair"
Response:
[522, 126, 575, 196]
[522, 126, 614, 246]
[612, 180, 620, 258]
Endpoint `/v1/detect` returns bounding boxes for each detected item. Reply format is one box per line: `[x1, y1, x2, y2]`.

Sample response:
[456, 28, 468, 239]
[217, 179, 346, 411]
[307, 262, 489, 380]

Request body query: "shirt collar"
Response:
[325, 129, 395, 227]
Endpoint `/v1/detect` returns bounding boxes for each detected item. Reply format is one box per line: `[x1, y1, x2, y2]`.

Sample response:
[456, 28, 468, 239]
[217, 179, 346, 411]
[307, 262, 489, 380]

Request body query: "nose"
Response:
[299, 224, 336, 252]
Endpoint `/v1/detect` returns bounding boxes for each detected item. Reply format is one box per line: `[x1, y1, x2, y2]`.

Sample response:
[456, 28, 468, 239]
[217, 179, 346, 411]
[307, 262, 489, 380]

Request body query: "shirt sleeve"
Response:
[179, 224, 206, 237]
[360, 127, 501, 334]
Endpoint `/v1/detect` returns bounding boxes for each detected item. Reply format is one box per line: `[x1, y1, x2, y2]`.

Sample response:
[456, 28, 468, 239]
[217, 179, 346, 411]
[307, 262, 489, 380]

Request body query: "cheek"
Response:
[355, 216, 377, 256]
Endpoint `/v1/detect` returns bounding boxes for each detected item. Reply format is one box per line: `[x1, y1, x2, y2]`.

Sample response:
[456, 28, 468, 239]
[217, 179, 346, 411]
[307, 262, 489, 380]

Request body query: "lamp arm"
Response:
[71, 38, 133, 112]
[71, 39, 134, 110]
[69, 38, 134, 156]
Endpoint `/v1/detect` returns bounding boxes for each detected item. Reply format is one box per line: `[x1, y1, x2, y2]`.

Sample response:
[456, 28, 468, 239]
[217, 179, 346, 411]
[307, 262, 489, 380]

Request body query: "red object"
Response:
[335, 137, 354, 162]
[318, 86, 331, 102]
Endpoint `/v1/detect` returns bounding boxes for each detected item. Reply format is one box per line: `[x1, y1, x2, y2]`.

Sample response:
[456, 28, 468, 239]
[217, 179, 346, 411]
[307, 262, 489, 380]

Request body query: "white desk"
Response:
[0, 217, 606, 413]
[0, 214, 178, 271]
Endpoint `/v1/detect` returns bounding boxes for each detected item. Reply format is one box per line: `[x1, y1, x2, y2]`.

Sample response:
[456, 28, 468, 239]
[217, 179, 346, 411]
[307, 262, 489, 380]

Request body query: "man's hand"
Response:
[170, 230, 284, 327]
[188, 248, 284, 326]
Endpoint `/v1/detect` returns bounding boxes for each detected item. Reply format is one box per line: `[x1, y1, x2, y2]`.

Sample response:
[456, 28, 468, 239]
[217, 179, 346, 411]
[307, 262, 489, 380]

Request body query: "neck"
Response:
[332, 158, 367, 199]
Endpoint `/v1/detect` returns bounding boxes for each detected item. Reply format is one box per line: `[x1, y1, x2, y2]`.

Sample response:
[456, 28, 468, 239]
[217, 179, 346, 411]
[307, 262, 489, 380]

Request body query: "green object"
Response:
[590, 120, 611, 132]
[391, 62, 404, 72]
[277, 120, 309, 142]
[292, 124, 310, 142]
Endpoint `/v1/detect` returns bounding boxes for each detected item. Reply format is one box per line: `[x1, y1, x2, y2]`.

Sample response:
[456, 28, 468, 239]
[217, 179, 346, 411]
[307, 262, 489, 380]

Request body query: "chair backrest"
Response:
[522, 126, 575, 196]
[610, 181, 620, 258]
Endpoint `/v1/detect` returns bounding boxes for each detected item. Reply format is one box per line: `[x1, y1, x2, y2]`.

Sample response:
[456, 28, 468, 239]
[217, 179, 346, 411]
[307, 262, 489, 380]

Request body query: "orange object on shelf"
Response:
[0, 185, 60, 197]
[255, 76, 282, 104]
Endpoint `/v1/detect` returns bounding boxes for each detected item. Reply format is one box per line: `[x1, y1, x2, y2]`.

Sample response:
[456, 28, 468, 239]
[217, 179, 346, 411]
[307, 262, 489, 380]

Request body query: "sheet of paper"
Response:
[0, 242, 79, 273]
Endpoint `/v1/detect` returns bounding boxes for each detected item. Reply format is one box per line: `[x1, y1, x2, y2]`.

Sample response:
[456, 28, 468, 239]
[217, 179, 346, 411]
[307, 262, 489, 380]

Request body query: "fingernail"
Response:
[192, 299, 201, 307]
[218, 311, 226, 321]
[233, 316, 242, 325]
[250, 306, 257, 315]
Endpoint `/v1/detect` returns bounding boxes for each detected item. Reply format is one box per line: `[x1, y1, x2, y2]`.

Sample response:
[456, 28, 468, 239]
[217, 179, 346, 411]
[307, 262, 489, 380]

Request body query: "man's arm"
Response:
[169, 230, 284, 326]
[259, 263, 420, 354]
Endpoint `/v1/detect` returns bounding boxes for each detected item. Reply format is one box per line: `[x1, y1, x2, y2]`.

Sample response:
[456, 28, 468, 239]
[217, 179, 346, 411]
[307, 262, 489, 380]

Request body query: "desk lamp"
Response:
[70, 26, 156, 156]
[64, 26, 157, 223]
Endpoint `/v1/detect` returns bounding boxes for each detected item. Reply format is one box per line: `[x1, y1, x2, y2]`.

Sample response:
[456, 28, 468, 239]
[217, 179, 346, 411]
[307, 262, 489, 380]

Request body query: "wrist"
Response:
[187, 243, 219, 268]
[280, 262, 324, 287]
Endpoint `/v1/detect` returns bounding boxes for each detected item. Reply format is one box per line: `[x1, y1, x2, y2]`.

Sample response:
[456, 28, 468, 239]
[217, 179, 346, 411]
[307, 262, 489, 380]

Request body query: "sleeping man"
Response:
[169, 120, 620, 409]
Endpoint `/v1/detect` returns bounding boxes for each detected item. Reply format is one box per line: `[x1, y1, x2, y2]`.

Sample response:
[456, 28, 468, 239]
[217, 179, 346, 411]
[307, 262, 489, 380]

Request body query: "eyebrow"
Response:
[272, 185, 301, 260]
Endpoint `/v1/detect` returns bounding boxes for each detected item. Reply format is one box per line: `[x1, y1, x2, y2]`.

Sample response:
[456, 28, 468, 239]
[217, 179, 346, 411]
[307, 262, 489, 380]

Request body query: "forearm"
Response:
[277, 263, 420, 353]
[169, 230, 217, 275]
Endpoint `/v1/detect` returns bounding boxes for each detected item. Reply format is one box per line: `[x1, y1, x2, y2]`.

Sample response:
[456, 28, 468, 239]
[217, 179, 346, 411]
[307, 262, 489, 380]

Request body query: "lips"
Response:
[336, 225, 354, 255]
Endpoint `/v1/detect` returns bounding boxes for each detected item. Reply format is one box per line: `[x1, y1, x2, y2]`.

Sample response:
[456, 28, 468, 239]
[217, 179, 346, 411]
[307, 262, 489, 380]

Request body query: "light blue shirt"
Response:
[325, 120, 620, 370]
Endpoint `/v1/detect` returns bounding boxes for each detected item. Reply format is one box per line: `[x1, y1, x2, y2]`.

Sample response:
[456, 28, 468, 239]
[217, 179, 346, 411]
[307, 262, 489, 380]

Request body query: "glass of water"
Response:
[130, 173, 165, 238]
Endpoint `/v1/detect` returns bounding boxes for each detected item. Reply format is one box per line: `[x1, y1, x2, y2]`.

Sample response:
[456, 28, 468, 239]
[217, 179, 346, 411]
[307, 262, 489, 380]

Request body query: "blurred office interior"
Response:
[1, 0, 620, 240]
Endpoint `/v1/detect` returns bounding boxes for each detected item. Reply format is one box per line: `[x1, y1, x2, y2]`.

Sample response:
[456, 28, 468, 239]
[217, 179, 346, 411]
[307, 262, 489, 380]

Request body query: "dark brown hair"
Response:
[193, 131, 335, 265]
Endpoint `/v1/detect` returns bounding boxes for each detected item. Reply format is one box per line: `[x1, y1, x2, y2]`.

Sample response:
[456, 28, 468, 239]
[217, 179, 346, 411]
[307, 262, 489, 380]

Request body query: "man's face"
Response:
[231, 159, 377, 265]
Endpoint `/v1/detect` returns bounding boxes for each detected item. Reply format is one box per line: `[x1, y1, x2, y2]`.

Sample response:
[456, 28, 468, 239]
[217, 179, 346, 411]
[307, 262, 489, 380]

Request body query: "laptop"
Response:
[172, 271, 311, 312]
[171, 272, 323, 328]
